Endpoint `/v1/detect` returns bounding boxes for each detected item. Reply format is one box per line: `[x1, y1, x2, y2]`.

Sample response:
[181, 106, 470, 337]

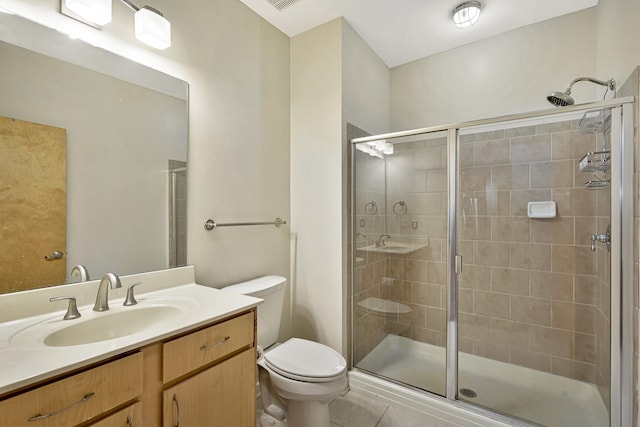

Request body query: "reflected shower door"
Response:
[352, 130, 449, 396]
[455, 110, 613, 427]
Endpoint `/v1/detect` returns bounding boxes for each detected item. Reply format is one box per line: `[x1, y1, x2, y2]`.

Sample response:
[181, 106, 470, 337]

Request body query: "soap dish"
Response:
[527, 201, 556, 218]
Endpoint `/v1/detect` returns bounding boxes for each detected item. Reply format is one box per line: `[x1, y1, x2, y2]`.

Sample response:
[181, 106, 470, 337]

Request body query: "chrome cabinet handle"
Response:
[126, 415, 133, 427]
[172, 394, 180, 427]
[44, 250, 64, 260]
[27, 392, 95, 421]
[123, 282, 143, 306]
[200, 336, 230, 351]
[49, 296, 81, 320]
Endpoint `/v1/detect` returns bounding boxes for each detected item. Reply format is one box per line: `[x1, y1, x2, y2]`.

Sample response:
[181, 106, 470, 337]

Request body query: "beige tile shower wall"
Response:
[456, 120, 611, 387]
[377, 121, 613, 390]
[383, 137, 449, 347]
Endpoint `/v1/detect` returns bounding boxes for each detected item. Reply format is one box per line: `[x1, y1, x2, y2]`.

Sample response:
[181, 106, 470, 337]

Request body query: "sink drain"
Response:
[459, 388, 477, 398]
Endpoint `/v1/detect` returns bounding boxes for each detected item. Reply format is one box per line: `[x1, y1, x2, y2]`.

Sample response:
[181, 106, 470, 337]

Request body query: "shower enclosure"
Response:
[349, 98, 634, 427]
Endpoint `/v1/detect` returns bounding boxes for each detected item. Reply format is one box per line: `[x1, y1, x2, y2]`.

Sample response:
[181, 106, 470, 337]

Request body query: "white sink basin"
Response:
[44, 305, 182, 346]
[10, 297, 196, 347]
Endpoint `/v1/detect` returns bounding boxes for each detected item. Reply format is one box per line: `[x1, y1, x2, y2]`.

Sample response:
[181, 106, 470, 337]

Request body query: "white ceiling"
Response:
[237, 0, 598, 68]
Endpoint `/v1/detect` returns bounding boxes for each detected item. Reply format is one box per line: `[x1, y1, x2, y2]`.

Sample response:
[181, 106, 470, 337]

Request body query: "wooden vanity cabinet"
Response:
[158, 310, 256, 427]
[0, 308, 257, 427]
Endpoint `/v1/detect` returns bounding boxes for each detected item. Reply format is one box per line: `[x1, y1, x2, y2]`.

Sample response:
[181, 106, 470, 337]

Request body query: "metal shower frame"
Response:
[349, 96, 635, 427]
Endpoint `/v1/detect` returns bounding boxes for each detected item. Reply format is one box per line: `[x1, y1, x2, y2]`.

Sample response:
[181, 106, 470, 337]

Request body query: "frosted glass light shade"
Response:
[64, 0, 112, 26]
[452, 1, 481, 29]
[135, 7, 171, 50]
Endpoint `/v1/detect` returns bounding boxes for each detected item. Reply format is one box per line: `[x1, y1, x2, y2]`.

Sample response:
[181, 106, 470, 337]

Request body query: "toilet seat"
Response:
[264, 338, 347, 383]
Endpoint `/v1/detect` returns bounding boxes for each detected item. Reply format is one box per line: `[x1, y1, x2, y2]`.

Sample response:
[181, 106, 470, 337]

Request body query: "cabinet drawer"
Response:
[163, 312, 254, 383]
[88, 402, 142, 427]
[0, 353, 143, 427]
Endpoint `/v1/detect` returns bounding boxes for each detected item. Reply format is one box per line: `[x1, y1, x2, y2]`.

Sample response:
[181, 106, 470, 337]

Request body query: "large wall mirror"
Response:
[0, 13, 188, 294]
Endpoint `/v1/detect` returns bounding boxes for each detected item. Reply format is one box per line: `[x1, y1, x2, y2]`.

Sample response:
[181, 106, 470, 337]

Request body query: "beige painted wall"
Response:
[290, 18, 390, 353]
[390, 8, 599, 131]
[290, 19, 343, 351]
[597, 0, 640, 88]
[2, 0, 292, 338]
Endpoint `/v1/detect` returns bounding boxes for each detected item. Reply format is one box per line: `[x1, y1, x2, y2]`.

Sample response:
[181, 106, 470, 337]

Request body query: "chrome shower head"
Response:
[547, 91, 574, 107]
[547, 77, 616, 107]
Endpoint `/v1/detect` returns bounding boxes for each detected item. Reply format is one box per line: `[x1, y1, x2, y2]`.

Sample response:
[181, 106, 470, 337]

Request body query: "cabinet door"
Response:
[162, 348, 255, 427]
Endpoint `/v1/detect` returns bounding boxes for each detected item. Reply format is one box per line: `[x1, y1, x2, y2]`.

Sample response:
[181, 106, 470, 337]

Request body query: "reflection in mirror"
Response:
[0, 13, 188, 294]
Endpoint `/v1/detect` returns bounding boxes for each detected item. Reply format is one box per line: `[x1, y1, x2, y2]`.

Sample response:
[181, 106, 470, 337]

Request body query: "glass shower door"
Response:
[455, 110, 614, 427]
[352, 130, 449, 396]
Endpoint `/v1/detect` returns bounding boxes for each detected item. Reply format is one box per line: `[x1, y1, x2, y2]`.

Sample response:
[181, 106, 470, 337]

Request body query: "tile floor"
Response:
[329, 389, 458, 427]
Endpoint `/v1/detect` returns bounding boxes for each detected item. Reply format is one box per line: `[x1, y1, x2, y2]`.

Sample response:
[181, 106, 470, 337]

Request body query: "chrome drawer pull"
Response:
[126, 415, 133, 427]
[173, 394, 180, 427]
[200, 336, 230, 351]
[28, 392, 95, 421]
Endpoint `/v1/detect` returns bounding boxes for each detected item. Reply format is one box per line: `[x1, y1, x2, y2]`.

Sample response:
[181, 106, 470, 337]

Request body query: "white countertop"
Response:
[0, 267, 261, 396]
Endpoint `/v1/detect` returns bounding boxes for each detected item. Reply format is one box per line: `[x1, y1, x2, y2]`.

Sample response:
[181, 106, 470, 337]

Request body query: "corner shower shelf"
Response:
[579, 151, 610, 172]
[579, 108, 611, 134]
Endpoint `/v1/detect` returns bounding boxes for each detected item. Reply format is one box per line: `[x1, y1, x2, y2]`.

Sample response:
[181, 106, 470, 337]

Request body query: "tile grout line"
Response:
[373, 405, 391, 427]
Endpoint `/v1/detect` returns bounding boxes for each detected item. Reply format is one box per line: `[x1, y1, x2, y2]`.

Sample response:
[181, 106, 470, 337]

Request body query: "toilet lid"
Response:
[264, 338, 346, 382]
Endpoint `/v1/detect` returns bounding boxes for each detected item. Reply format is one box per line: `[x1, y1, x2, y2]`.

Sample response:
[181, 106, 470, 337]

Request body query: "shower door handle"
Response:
[455, 255, 463, 274]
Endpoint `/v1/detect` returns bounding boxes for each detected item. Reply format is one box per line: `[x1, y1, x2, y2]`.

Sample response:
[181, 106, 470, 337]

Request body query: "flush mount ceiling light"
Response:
[122, 0, 171, 50]
[452, 1, 481, 29]
[64, 0, 112, 26]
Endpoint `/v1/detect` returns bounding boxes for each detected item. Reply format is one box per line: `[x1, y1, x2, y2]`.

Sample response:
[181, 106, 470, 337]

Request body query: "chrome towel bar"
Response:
[204, 217, 287, 231]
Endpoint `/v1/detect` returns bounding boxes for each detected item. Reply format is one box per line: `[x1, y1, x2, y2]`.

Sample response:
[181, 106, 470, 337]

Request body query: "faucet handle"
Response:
[50, 296, 81, 320]
[124, 282, 143, 306]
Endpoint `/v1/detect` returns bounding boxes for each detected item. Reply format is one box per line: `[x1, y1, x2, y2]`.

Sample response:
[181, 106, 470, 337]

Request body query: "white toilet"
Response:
[223, 276, 347, 427]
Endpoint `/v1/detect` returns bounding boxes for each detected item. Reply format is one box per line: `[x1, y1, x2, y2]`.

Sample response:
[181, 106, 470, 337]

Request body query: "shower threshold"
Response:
[356, 334, 608, 427]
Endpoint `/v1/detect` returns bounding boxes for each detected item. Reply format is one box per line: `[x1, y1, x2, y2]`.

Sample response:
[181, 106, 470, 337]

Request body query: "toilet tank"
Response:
[222, 275, 286, 349]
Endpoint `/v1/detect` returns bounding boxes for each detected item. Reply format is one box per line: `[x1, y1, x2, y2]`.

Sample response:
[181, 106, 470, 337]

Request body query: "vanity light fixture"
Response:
[121, 0, 171, 50]
[64, 0, 112, 26]
[452, 1, 481, 29]
[60, 0, 171, 50]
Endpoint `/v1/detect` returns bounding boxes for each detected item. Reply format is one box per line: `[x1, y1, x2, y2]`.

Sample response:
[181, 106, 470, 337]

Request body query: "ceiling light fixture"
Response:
[64, 0, 112, 26]
[452, 1, 481, 29]
[121, 0, 171, 50]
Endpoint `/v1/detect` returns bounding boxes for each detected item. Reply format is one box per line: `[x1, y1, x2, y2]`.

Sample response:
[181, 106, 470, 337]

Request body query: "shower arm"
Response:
[564, 77, 616, 95]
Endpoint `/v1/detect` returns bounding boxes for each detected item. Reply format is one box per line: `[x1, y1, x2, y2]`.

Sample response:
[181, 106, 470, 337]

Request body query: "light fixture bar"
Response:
[120, 0, 139, 12]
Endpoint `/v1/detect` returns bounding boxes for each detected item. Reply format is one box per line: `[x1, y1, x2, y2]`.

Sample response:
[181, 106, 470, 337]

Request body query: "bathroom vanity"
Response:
[0, 267, 259, 427]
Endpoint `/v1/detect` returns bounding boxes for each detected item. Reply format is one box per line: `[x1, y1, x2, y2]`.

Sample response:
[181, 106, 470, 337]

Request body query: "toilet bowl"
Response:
[222, 276, 348, 427]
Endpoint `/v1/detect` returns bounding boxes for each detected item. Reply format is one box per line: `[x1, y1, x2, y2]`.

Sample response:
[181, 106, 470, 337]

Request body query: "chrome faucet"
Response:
[376, 234, 391, 248]
[591, 232, 611, 252]
[70, 264, 90, 282]
[93, 273, 122, 312]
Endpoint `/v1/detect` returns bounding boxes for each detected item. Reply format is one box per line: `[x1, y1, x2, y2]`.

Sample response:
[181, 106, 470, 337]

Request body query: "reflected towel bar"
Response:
[204, 218, 287, 231]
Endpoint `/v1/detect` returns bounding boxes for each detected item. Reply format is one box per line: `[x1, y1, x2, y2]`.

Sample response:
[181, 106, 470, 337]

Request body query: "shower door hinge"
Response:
[455, 255, 463, 274]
